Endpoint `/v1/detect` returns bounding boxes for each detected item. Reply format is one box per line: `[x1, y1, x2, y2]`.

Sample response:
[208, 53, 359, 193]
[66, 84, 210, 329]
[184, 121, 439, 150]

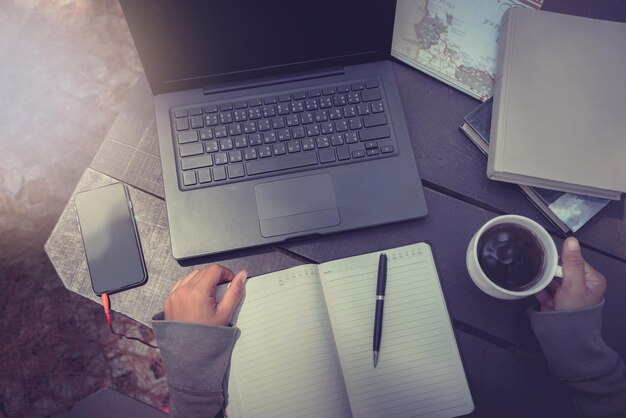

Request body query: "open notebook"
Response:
[221, 243, 474, 418]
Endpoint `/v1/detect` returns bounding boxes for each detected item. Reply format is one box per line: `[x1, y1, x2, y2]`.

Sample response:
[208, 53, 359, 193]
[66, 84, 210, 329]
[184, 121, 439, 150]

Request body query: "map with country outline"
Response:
[392, 0, 542, 100]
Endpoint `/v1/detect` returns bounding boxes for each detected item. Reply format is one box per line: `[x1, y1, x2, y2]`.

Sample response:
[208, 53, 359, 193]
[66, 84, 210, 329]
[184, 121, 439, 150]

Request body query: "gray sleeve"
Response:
[528, 301, 626, 418]
[152, 312, 239, 418]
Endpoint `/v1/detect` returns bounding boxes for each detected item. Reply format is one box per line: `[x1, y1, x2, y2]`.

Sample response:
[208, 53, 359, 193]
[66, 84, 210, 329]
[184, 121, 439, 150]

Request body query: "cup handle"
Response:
[554, 265, 563, 278]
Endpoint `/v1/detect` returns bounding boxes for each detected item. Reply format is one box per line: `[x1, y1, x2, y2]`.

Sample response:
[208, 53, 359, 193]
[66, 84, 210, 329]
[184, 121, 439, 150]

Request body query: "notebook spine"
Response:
[487, 8, 516, 179]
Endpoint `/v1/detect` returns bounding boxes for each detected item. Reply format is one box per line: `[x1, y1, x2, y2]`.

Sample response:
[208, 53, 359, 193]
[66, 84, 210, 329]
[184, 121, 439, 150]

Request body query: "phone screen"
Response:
[75, 183, 147, 295]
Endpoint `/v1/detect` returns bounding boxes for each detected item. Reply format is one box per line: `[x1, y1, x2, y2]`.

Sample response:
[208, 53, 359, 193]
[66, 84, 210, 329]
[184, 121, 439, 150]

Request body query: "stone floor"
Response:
[0, 1, 169, 416]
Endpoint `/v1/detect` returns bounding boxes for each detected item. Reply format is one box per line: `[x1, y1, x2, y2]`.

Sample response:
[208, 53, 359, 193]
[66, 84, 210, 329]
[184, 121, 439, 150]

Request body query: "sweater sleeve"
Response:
[528, 301, 626, 418]
[151, 312, 239, 418]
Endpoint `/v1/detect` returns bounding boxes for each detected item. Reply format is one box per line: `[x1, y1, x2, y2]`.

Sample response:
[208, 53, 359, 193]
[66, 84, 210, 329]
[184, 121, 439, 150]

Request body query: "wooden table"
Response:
[45, 1, 626, 416]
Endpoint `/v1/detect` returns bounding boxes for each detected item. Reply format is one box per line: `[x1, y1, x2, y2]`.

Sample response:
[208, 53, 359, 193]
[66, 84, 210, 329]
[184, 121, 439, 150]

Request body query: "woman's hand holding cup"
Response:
[534, 237, 606, 312]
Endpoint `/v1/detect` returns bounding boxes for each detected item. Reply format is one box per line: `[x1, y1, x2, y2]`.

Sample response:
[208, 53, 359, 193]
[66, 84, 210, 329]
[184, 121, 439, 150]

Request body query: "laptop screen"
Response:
[120, 1, 396, 94]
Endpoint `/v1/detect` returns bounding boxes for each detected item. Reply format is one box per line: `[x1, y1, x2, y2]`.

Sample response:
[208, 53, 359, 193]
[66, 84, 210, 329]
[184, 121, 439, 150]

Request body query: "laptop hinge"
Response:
[202, 67, 345, 95]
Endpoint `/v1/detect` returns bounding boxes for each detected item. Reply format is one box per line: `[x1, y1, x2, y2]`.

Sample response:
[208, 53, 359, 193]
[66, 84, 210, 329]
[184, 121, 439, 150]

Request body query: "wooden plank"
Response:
[455, 329, 577, 417]
[279, 187, 626, 356]
[44, 168, 302, 327]
[89, 74, 165, 199]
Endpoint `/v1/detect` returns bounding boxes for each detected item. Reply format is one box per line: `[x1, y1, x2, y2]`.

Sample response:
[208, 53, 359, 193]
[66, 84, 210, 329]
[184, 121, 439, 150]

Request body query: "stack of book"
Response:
[460, 98, 610, 233]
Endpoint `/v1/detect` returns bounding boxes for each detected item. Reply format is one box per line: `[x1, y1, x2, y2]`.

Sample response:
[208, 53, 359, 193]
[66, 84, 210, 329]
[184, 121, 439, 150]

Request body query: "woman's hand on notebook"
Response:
[164, 264, 248, 326]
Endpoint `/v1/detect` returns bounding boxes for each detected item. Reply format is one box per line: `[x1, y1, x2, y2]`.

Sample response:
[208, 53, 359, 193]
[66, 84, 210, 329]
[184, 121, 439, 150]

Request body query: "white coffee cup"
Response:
[466, 214, 563, 300]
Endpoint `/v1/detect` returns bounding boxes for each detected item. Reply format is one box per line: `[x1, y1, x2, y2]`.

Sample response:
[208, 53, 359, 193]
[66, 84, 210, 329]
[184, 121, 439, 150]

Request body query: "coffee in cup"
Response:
[466, 215, 563, 300]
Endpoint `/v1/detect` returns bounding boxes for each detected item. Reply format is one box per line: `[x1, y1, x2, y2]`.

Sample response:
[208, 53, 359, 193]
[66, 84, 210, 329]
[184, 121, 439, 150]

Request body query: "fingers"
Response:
[191, 264, 235, 292]
[535, 289, 555, 311]
[217, 270, 248, 322]
[560, 238, 586, 294]
[584, 261, 607, 294]
[169, 269, 200, 294]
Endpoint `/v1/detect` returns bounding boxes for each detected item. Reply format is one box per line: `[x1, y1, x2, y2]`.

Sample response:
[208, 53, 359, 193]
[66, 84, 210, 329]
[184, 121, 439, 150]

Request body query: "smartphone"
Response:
[75, 183, 147, 295]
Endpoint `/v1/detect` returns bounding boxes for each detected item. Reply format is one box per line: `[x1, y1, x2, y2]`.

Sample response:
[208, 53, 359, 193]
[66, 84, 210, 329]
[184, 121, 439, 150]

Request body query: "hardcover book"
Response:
[461, 98, 610, 233]
[488, 8, 626, 200]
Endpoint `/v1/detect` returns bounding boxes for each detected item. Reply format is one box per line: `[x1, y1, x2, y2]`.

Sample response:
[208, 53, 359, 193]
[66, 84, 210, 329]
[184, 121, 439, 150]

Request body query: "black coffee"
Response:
[476, 223, 546, 291]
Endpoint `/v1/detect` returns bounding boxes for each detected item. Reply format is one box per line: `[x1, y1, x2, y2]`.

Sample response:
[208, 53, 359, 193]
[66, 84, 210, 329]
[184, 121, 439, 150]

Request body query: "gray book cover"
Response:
[487, 8, 626, 200]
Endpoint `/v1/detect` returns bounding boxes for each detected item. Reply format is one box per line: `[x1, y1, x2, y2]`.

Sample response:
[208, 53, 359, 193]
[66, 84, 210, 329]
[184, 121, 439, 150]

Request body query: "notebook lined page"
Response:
[225, 265, 352, 418]
[319, 243, 474, 418]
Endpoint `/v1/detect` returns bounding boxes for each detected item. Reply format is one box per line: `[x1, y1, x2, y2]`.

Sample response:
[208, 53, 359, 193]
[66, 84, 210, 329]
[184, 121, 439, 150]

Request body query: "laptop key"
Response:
[234, 136, 248, 148]
[257, 120, 271, 131]
[248, 133, 262, 146]
[258, 145, 272, 158]
[371, 101, 384, 113]
[301, 138, 315, 150]
[181, 154, 213, 170]
[345, 131, 359, 143]
[278, 94, 291, 102]
[189, 107, 203, 116]
[205, 114, 219, 126]
[205, 140, 219, 153]
[288, 140, 301, 153]
[337, 85, 349, 93]
[213, 166, 227, 181]
[219, 103, 233, 111]
[179, 142, 203, 157]
[199, 128, 213, 140]
[352, 149, 365, 158]
[363, 113, 387, 128]
[292, 126, 305, 139]
[273, 143, 286, 155]
[292, 91, 306, 100]
[361, 89, 381, 102]
[197, 168, 212, 183]
[319, 148, 336, 163]
[228, 164, 245, 179]
[214, 127, 228, 139]
[307, 89, 321, 97]
[263, 96, 277, 104]
[204, 104, 218, 113]
[178, 130, 198, 144]
[234, 109, 247, 122]
[219, 112, 233, 124]
[364, 141, 378, 150]
[272, 116, 286, 129]
[319, 97, 333, 109]
[214, 152, 228, 165]
[174, 109, 188, 118]
[322, 87, 335, 95]
[366, 80, 379, 89]
[381, 145, 394, 154]
[229, 150, 243, 163]
[316, 136, 330, 148]
[367, 148, 380, 156]
[235, 101, 248, 109]
[350, 82, 364, 91]
[176, 119, 190, 131]
[249, 98, 263, 107]
[182, 171, 197, 186]
[360, 126, 390, 142]
[219, 138, 233, 150]
[228, 123, 242, 136]
[336, 145, 351, 161]
[246, 152, 318, 175]
[330, 133, 344, 146]
[243, 148, 258, 160]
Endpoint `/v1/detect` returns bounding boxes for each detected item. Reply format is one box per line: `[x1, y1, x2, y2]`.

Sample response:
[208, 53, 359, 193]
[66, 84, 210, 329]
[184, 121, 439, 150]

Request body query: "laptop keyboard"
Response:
[171, 79, 397, 190]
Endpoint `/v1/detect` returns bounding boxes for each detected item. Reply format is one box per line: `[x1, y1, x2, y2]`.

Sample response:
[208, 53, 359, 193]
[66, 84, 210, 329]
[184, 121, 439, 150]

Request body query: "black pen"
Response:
[373, 253, 387, 368]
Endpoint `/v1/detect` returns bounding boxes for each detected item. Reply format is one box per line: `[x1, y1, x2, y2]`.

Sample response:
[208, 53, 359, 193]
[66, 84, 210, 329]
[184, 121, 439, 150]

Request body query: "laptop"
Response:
[120, 0, 428, 260]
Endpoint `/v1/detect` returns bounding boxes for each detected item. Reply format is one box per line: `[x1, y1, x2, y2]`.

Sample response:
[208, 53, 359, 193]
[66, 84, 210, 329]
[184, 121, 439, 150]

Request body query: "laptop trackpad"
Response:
[255, 173, 340, 237]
